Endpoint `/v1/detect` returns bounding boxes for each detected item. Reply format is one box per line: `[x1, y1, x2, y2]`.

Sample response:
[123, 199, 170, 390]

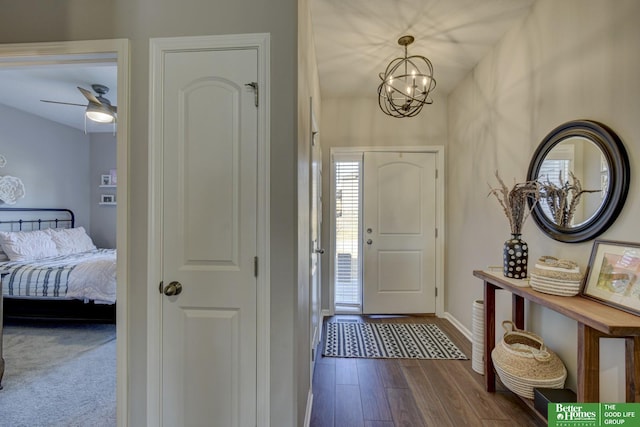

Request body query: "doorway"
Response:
[330, 147, 444, 316]
[0, 39, 129, 425]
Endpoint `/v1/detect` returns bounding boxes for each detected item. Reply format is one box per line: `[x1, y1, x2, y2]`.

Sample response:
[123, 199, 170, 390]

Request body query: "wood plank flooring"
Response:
[310, 315, 545, 427]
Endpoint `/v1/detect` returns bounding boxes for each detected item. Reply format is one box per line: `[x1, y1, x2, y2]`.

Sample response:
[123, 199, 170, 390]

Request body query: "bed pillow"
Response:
[46, 226, 97, 255]
[0, 250, 9, 262]
[0, 229, 59, 261]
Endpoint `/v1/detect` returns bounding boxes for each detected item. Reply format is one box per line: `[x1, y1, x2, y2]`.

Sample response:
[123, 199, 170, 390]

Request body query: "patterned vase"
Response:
[503, 234, 528, 279]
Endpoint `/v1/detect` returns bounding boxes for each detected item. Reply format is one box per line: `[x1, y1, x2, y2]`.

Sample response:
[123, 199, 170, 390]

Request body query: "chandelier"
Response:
[378, 35, 436, 118]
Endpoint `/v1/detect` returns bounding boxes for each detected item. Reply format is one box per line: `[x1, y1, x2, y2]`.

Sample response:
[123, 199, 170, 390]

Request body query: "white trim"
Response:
[146, 33, 270, 427]
[329, 146, 445, 317]
[442, 311, 473, 342]
[0, 38, 130, 427]
[303, 389, 313, 427]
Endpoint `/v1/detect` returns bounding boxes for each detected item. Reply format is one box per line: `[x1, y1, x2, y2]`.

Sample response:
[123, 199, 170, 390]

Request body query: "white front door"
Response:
[362, 152, 437, 314]
[151, 39, 259, 427]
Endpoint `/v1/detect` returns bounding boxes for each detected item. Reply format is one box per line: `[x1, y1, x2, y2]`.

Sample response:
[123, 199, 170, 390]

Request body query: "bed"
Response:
[0, 208, 116, 322]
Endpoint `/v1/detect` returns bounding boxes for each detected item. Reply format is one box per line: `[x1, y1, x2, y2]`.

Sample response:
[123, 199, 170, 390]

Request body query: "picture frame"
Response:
[101, 174, 112, 186]
[101, 194, 115, 204]
[109, 168, 117, 185]
[581, 239, 640, 315]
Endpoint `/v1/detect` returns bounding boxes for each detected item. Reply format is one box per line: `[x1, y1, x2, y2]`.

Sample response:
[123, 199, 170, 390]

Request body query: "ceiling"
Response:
[0, 55, 117, 134]
[310, 0, 535, 98]
[0, 0, 534, 132]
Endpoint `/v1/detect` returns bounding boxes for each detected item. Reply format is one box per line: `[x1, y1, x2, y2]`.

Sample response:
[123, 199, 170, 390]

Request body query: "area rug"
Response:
[0, 322, 116, 427]
[323, 322, 468, 359]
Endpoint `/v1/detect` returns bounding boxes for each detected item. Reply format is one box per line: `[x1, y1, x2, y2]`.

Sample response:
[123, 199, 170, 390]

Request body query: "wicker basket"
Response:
[530, 256, 583, 296]
[491, 321, 567, 399]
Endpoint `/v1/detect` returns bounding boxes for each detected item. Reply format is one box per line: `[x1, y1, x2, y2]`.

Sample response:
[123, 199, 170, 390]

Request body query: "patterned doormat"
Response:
[323, 322, 468, 359]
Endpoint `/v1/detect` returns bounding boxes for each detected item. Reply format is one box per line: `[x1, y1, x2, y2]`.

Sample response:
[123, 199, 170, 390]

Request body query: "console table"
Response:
[474, 269, 640, 403]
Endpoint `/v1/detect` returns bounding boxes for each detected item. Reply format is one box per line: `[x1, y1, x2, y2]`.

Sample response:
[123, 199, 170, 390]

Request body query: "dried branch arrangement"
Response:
[488, 171, 541, 235]
[539, 171, 599, 227]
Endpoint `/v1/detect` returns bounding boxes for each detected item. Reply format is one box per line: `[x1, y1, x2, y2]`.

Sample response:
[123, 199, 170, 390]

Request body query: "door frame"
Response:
[146, 33, 271, 427]
[0, 39, 130, 426]
[329, 146, 445, 317]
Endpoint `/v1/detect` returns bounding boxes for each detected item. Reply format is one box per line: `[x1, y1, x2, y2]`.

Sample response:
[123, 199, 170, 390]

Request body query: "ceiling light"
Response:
[86, 101, 116, 123]
[378, 35, 436, 118]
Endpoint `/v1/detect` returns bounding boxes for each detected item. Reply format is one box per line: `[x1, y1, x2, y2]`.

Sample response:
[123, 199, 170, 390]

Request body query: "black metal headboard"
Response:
[0, 208, 75, 231]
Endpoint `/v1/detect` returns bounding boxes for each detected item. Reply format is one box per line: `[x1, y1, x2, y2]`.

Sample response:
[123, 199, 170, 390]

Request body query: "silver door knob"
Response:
[366, 239, 373, 245]
[163, 281, 183, 296]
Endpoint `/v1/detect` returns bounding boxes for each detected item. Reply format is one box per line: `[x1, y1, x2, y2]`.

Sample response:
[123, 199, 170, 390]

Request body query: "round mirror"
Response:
[527, 120, 630, 243]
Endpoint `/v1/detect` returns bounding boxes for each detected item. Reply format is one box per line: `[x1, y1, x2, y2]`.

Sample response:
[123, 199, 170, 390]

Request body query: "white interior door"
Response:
[158, 44, 258, 427]
[363, 152, 437, 314]
[310, 114, 323, 364]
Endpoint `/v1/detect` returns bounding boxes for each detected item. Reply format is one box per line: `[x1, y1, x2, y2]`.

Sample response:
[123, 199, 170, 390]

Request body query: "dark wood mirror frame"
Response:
[527, 120, 630, 243]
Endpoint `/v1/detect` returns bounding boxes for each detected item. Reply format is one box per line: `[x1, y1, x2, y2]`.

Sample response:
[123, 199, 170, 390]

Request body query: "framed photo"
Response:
[101, 194, 115, 204]
[581, 239, 640, 315]
[109, 168, 117, 185]
[101, 174, 112, 186]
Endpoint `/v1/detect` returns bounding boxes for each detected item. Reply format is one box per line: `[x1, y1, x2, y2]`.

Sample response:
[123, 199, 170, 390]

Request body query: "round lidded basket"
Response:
[491, 320, 567, 399]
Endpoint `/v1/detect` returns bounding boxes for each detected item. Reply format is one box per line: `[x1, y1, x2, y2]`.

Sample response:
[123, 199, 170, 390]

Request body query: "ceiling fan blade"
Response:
[77, 86, 101, 105]
[40, 99, 86, 107]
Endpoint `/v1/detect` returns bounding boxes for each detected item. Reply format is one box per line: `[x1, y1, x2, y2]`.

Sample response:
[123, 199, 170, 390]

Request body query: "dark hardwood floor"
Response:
[310, 315, 545, 427]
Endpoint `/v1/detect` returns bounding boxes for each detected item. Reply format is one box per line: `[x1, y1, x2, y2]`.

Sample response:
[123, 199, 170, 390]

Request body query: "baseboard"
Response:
[442, 311, 472, 342]
[303, 389, 313, 427]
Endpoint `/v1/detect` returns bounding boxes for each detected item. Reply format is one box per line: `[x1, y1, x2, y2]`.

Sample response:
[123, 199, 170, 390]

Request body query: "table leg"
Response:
[512, 294, 524, 329]
[625, 337, 640, 402]
[484, 280, 497, 392]
[577, 323, 603, 402]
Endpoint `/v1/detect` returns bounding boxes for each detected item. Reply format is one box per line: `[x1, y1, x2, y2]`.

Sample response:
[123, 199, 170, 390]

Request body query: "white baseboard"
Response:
[442, 311, 472, 342]
[303, 389, 313, 427]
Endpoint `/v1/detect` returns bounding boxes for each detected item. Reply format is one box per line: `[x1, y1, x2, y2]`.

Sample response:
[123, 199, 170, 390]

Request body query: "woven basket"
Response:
[530, 256, 584, 296]
[491, 320, 567, 399]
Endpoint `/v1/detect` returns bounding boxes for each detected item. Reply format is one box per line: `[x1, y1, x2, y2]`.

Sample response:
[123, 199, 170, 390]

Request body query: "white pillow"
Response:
[46, 226, 97, 255]
[0, 229, 59, 261]
[0, 250, 9, 262]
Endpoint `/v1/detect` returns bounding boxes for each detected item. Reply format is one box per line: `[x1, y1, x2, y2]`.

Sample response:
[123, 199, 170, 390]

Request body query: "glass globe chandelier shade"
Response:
[378, 35, 436, 118]
[85, 101, 116, 123]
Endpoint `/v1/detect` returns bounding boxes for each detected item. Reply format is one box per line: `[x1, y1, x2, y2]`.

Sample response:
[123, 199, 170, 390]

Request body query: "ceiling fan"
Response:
[41, 84, 117, 123]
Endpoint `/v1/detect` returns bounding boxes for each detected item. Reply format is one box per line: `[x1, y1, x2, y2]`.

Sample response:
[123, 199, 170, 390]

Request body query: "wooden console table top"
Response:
[473, 270, 640, 337]
[474, 269, 640, 404]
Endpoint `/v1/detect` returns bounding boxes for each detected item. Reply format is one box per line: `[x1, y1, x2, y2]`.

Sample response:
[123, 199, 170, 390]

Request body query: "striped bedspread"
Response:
[0, 248, 116, 304]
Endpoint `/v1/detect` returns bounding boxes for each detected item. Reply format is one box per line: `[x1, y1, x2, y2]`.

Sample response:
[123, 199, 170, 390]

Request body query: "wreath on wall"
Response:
[0, 154, 26, 205]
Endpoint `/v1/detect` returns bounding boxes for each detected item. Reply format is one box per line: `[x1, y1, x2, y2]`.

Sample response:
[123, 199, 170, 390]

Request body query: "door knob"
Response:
[315, 248, 325, 254]
[163, 281, 183, 296]
[366, 239, 373, 245]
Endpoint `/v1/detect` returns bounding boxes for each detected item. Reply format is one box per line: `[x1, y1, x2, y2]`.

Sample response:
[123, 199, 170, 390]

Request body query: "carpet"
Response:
[323, 322, 468, 359]
[0, 322, 116, 427]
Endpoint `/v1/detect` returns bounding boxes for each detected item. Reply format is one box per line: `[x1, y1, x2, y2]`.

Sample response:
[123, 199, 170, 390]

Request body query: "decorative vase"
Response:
[471, 300, 484, 375]
[503, 234, 528, 279]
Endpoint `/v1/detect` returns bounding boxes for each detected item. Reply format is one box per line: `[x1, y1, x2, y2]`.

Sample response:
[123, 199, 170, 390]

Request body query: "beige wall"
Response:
[447, 0, 640, 400]
[0, 0, 299, 425]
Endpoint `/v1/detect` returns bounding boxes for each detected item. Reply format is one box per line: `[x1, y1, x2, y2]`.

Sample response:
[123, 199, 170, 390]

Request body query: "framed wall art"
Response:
[581, 239, 640, 315]
[101, 194, 116, 204]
